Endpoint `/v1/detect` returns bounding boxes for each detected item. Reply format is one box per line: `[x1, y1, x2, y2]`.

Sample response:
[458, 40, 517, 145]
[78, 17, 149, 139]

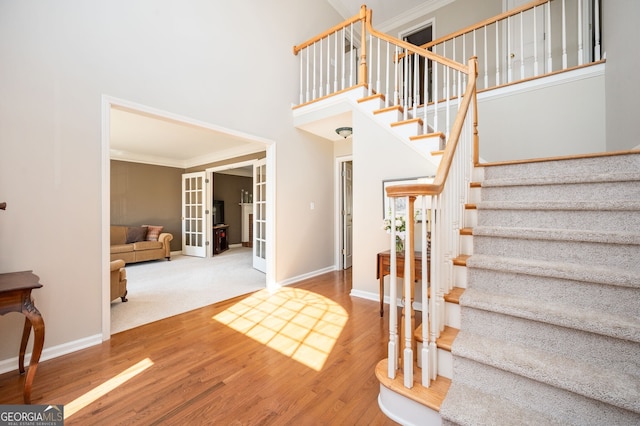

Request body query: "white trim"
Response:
[477, 62, 605, 101]
[378, 385, 442, 426]
[0, 334, 102, 375]
[275, 265, 336, 288]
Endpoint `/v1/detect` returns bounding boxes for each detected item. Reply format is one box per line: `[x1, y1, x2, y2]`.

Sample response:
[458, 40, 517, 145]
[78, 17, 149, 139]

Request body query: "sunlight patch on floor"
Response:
[212, 287, 348, 371]
[63, 358, 154, 420]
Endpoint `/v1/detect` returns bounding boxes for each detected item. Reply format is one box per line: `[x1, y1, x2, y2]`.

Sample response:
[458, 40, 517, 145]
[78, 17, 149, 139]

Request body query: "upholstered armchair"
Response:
[110, 259, 128, 302]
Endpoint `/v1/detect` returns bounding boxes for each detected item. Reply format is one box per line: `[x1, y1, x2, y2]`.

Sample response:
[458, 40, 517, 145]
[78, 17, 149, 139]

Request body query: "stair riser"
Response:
[473, 235, 640, 271]
[477, 208, 640, 233]
[466, 267, 640, 319]
[483, 154, 640, 180]
[391, 122, 422, 139]
[447, 357, 640, 425]
[459, 307, 640, 372]
[416, 344, 453, 379]
[481, 180, 640, 202]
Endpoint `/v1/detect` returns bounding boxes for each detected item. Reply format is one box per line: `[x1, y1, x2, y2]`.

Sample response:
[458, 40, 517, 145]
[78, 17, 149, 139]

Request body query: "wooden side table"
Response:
[0, 271, 45, 404]
[376, 250, 427, 317]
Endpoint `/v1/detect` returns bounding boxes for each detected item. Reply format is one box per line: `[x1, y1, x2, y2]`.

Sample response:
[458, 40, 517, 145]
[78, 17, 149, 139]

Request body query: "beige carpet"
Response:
[110, 247, 265, 334]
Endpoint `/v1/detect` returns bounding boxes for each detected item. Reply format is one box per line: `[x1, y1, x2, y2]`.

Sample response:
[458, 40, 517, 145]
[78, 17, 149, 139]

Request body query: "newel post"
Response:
[358, 5, 368, 86]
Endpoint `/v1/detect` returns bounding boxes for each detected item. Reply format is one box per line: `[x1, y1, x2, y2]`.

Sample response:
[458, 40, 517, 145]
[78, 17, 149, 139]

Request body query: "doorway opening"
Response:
[102, 96, 275, 339]
[336, 156, 353, 270]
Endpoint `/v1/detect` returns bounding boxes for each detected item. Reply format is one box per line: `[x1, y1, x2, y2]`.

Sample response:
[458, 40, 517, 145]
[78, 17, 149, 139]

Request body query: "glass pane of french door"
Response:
[182, 171, 207, 257]
[253, 159, 266, 272]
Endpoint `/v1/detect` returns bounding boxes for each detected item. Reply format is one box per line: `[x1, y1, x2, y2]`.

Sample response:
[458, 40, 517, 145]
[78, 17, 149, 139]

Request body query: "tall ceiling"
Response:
[110, 1, 452, 169]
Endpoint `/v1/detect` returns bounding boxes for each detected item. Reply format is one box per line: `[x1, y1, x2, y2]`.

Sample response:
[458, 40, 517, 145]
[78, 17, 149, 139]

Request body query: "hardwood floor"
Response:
[0, 269, 399, 425]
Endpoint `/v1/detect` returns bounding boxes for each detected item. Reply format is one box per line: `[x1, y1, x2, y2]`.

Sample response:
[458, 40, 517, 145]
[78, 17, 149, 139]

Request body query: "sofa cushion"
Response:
[111, 244, 134, 254]
[126, 226, 148, 244]
[143, 225, 164, 242]
[110, 226, 128, 245]
[132, 241, 163, 251]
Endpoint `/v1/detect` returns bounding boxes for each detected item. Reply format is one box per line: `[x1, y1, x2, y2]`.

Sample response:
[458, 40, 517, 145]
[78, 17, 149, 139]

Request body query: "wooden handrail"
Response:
[386, 57, 478, 199]
[292, 7, 366, 55]
[365, 9, 468, 74]
[421, 0, 548, 50]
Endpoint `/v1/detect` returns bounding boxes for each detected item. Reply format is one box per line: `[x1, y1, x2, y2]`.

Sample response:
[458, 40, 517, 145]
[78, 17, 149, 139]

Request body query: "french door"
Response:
[182, 171, 207, 257]
[253, 159, 267, 272]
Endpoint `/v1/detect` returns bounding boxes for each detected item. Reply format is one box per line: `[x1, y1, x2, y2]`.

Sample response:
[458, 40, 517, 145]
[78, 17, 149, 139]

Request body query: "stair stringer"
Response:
[356, 95, 444, 169]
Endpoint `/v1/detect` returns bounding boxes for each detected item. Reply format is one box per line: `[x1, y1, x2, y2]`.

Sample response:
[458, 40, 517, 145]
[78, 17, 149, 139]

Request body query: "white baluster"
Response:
[394, 46, 399, 106]
[388, 199, 399, 378]
[495, 23, 500, 85]
[421, 196, 431, 386]
[452, 37, 457, 95]
[319, 38, 323, 98]
[403, 51, 409, 120]
[403, 196, 413, 389]
[312, 42, 316, 100]
[369, 34, 374, 96]
[433, 52, 439, 132]
[326, 34, 331, 97]
[533, 6, 539, 76]
[376, 37, 381, 95]
[594, 0, 601, 60]
[333, 31, 340, 93]
[385, 41, 390, 107]
[341, 27, 346, 90]
[577, 0, 584, 65]
[306, 47, 310, 102]
[519, 11, 525, 79]
[299, 49, 303, 105]
[561, 0, 567, 69]
[350, 23, 354, 87]
[414, 52, 419, 110]
[507, 16, 513, 83]
[445, 65, 450, 138]
[423, 56, 428, 133]
[484, 26, 489, 89]
[546, 2, 553, 72]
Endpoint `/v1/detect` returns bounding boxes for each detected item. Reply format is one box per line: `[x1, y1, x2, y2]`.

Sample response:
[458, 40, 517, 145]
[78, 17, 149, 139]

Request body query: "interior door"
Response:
[506, 0, 546, 80]
[182, 171, 207, 257]
[342, 161, 353, 269]
[253, 159, 267, 272]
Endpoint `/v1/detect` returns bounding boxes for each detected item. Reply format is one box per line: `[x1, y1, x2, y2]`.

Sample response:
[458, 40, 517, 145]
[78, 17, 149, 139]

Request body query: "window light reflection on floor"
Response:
[212, 288, 348, 371]
[64, 358, 155, 420]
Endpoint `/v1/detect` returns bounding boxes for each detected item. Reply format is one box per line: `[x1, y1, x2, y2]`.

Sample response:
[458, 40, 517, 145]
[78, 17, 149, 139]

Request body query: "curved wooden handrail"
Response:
[293, 7, 366, 55]
[386, 57, 478, 199]
[365, 9, 468, 74]
[421, 0, 548, 50]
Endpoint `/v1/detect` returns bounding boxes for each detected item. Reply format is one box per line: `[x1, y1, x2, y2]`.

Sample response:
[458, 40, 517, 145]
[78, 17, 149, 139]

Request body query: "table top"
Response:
[0, 271, 42, 292]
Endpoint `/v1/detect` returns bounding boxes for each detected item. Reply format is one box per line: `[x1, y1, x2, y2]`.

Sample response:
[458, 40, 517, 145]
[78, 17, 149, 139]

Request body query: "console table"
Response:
[0, 271, 45, 404]
[376, 250, 428, 317]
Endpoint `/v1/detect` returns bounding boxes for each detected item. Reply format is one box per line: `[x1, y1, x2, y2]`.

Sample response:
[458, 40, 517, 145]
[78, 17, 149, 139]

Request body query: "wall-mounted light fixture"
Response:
[335, 127, 353, 138]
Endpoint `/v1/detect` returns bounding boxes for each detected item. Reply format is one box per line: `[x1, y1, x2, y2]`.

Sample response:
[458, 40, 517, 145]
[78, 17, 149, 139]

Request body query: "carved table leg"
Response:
[20, 298, 45, 404]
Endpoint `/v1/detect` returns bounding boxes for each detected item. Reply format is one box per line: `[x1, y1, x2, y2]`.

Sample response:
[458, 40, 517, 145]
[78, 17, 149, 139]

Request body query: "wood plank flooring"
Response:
[0, 269, 399, 425]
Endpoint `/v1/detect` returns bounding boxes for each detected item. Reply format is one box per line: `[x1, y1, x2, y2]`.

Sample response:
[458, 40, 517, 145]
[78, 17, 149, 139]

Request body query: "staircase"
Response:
[440, 153, 640, 425]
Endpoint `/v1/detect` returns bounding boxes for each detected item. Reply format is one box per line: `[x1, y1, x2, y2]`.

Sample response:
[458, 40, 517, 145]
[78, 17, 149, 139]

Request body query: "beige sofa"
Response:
[110, 225, 173, 264]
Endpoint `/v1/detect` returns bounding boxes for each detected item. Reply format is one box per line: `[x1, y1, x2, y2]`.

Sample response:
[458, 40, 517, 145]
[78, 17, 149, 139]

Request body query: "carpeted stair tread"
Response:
[477, 199, 640, 211]
[460, 307, 640, 375]
[481, 171, 640, 187]
[442, 357, 640, 425]
[472, 225, 640, 245]
[440, 382, 567, 426]
[460, 287, 640, 343]
[451, 332, 640, 413]
[467, 253, 640, 289]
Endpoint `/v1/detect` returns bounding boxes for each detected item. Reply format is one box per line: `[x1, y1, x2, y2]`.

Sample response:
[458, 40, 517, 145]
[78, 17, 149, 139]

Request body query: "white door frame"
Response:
[334, 155, 353, 269]
[207, 159, 259, 258]
[101, 95, 276, 340]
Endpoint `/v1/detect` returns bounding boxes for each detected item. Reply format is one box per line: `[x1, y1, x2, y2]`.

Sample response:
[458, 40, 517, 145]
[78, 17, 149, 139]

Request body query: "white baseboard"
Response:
[0, 334, 102, 375]
[276, 265, 337, 288]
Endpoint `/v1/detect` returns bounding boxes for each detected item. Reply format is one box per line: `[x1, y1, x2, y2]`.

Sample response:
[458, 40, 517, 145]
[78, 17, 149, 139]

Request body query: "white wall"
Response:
[478, 67, 607, 162]
[0, 0, 342, 364]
